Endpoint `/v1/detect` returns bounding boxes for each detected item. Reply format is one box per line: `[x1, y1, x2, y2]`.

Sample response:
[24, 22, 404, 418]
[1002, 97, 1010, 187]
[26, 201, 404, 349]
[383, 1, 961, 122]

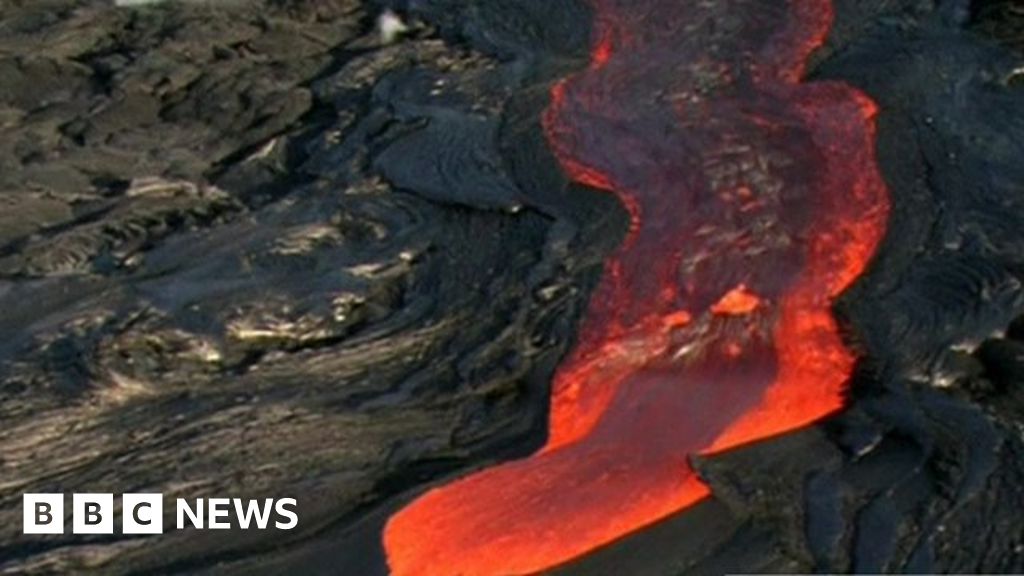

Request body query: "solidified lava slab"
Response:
[384, 0, 890, 574]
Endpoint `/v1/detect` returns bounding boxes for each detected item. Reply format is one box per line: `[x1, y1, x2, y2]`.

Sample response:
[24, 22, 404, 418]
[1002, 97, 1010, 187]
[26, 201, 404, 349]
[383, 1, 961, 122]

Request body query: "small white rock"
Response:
[378, 9, 409, 45]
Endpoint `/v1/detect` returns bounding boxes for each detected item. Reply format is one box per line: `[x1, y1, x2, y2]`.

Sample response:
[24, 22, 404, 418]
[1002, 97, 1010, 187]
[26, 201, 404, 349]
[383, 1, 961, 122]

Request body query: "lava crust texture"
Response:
[3, 0, 1024, 575]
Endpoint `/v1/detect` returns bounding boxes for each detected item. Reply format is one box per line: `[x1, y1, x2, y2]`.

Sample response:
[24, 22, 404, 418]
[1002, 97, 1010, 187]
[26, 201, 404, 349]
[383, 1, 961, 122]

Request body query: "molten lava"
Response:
[384, 0, 890, 573]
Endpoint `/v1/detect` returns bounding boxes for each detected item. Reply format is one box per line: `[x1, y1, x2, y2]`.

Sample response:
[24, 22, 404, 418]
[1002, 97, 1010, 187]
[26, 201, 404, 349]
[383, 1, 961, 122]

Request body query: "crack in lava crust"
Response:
[383, 0, 890, 574]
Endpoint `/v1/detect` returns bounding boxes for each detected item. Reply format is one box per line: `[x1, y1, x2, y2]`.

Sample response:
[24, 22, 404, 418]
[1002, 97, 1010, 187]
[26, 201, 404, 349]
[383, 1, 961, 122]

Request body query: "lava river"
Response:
[384, 0, 890, 574]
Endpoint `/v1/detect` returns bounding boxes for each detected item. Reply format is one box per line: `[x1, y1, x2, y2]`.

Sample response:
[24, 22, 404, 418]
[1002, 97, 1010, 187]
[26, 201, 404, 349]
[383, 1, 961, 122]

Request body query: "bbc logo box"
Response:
[23, 493, 163, 535]
[24, 493, 296, 534]
[22, 494, 63, 534]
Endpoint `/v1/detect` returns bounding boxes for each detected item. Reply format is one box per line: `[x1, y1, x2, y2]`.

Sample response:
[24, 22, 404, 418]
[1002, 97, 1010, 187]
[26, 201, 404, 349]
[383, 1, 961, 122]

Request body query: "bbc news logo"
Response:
[23, 494, 297, 534]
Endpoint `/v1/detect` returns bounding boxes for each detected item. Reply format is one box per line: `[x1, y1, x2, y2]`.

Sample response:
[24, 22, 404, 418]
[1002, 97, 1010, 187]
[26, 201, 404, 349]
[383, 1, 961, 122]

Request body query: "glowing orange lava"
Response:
[384, 0, 890, 574]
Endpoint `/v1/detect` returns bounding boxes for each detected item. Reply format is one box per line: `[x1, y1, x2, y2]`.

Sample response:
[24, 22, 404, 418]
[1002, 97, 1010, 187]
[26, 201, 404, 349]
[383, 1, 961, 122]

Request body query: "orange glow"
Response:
[591, 22, 614, 69]
[711, 285, 763, 316]
[384, 0, 890, 574]
[663, 310, 693, 328]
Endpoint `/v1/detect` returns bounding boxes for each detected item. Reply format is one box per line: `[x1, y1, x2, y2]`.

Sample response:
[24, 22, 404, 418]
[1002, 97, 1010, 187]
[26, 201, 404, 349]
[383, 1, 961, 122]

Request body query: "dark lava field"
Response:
[2, 0, 1024, 574]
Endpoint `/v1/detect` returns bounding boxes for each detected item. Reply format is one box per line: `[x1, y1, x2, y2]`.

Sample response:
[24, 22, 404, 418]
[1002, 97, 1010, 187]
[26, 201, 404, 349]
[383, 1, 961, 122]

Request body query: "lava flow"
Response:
[384, 0, 890, 574]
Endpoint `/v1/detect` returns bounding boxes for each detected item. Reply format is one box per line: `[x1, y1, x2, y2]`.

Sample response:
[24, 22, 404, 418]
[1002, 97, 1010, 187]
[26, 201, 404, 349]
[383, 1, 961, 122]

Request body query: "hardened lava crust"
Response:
[0, 0, 1023, 575]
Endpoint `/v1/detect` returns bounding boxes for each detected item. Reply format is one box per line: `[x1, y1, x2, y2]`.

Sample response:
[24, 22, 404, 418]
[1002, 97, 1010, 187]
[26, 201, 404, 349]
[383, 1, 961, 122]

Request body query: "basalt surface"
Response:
[0, 0, 1023, 575]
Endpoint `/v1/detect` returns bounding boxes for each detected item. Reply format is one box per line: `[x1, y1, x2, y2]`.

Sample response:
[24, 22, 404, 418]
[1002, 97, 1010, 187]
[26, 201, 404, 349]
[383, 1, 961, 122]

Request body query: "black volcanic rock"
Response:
[1, 0, 1024, 575]
[0, 1, 596, 573]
